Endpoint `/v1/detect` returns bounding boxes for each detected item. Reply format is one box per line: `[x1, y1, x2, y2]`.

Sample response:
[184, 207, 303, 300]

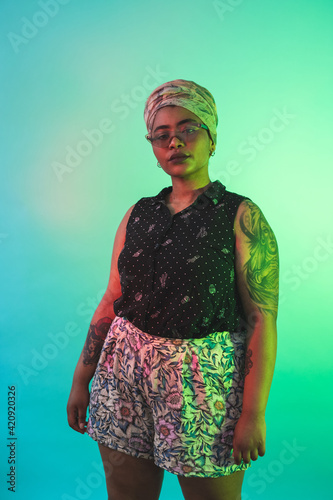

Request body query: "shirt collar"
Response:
[150, 180, 226, 210]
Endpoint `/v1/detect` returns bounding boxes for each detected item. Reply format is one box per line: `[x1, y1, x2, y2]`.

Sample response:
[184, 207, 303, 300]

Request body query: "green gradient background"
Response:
[1, 0, 332, 498]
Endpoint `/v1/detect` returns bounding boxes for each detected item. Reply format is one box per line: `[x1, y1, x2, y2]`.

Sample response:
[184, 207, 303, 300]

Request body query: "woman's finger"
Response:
[78, 420, 87, 431]
[67, 405, 85, 434]
[232, 447, 242, 465]
[258, 440, 266, 457]
[78, 406, 87, 432]
[242, 449, 251, 464]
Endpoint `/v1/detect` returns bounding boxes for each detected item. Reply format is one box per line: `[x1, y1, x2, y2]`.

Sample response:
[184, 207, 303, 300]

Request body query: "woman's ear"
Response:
[210, 142, 216, 156]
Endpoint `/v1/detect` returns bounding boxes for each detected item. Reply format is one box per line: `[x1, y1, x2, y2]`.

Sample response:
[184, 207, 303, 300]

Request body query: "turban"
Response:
[144, 79, 218, 146]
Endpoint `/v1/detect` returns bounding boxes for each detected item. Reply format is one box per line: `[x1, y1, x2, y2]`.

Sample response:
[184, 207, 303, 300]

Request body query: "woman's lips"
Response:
[168, 155, 189, 162]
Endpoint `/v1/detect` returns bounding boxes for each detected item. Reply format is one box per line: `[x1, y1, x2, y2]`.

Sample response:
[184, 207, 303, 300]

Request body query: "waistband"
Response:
[111, 316, 246, 347]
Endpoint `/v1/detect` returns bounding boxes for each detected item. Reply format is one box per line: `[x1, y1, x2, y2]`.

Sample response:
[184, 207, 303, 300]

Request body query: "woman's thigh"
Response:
[98, 443, 164, 500]
[177, 469, 245, 500]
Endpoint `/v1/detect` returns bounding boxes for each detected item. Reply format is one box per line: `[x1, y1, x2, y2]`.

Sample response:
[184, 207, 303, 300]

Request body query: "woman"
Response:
[67, 79, 279, 500]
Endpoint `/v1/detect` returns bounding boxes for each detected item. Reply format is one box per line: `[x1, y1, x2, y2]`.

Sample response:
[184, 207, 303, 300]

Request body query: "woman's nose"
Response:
[168, 134, 185, 147]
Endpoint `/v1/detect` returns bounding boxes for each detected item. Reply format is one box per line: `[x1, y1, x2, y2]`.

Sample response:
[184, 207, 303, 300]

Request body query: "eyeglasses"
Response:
[145, 123, 209, 148]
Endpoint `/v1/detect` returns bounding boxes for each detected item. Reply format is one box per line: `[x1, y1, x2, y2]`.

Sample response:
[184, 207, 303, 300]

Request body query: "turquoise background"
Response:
[1, 0, 332, 498]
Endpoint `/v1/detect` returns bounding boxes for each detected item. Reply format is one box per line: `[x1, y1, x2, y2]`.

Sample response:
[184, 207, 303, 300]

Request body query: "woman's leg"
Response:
[177, 469, 245, 500]
[98, 444, 165, 500]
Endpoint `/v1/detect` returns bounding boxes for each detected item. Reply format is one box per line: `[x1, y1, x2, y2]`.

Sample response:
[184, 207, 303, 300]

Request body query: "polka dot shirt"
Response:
[114, 180, 250, 339]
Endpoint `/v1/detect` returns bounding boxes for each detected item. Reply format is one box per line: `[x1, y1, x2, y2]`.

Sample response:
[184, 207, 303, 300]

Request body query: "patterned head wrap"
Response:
[144, 79, 218, 147]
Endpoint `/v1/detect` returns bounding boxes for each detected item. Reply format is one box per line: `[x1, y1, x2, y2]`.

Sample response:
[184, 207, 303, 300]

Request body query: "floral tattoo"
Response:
[239, 201, 279, 317]
[82, 317, 112, 365]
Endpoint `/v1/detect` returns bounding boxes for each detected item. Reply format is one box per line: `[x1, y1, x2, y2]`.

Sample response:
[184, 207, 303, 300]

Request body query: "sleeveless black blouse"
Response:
[113, 180, 250, 339]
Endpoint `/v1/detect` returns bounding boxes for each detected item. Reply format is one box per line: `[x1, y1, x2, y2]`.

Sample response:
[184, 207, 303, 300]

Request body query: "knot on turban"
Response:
[144, 79, 218, 147]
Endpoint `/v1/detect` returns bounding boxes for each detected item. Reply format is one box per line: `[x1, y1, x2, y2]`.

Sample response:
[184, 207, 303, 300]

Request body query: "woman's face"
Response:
[150, 106, 215, 180]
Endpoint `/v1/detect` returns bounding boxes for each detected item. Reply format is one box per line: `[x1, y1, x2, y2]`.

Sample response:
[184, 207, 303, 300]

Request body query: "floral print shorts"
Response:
[86, 316, 251, 477]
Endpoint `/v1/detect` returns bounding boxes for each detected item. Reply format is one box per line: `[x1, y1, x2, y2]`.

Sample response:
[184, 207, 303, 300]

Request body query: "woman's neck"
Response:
[168, 177, 212, 206]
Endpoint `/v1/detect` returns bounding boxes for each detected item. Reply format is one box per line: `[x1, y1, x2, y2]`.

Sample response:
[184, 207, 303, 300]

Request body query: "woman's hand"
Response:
[67, 383, 90, 434]
[232, 411, 266, 465]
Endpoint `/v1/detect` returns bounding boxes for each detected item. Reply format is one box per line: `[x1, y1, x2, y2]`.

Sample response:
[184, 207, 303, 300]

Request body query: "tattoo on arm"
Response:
[82, 317, 112, 365]
[244, 348, 253, 377]
[239, 201, 279, 316]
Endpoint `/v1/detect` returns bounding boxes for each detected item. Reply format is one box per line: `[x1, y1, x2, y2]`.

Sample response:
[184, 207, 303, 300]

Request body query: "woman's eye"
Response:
[156, 134, 168, 140]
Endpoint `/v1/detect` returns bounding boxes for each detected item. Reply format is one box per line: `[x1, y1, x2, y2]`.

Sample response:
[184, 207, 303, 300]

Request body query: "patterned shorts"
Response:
[86, 316, 251, 477]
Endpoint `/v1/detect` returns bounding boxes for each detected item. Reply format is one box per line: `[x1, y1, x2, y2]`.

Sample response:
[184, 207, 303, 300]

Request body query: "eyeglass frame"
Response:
[145, 122, 211, 148]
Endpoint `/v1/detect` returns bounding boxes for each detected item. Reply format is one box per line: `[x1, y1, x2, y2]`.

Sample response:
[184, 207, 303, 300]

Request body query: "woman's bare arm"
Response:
[232, 199, 279, 464]
[67, 204, 135, 433]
